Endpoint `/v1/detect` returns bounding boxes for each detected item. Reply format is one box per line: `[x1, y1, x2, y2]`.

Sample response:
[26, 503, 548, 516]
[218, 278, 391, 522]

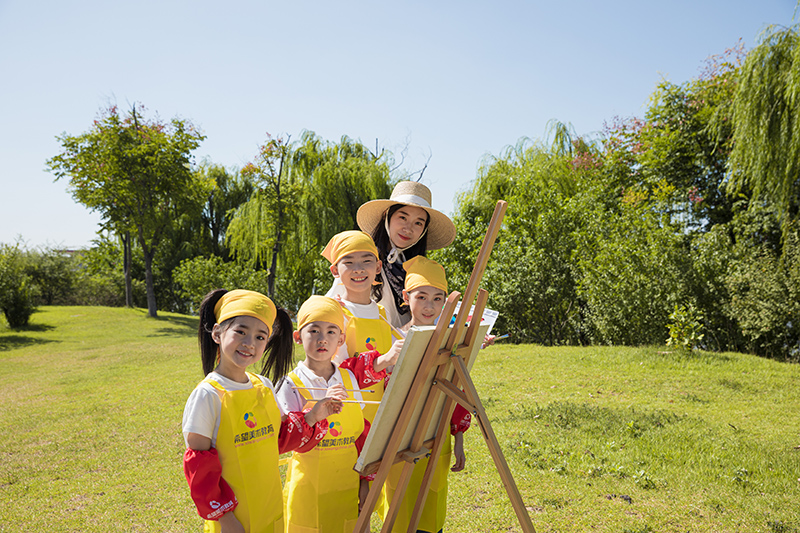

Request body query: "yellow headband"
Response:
[214, 289, 276, 335]
[296, 295, 345, 333]
[403, 256, 448, 293]
[321, 230, 379, 265]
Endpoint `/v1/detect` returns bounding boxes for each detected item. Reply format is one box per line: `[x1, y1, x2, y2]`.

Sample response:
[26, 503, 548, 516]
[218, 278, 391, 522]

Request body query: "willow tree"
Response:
[47, 104, 209, 317]
[225, 132, 394, 309]
[728, 25, 800, 225]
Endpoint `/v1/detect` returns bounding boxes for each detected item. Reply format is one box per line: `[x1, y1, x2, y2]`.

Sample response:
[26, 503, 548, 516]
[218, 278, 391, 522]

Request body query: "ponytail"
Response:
[198, 289, 227, 376]
[260, 307, 294, 385]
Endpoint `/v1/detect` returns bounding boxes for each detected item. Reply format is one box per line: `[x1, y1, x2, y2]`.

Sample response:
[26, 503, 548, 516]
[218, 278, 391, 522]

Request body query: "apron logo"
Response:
[244, 412, 258, 429]
[365, 337, 375, 350]
[328, 421, 341, 437]
[210, 500, 220, 509]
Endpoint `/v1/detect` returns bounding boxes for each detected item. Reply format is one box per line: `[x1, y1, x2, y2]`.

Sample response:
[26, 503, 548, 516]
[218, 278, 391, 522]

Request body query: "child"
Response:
[276, 295, 367, 533]
[321, 230, 404, 424]
[182, 289, 342, 533]
[387, 256, 471, 533]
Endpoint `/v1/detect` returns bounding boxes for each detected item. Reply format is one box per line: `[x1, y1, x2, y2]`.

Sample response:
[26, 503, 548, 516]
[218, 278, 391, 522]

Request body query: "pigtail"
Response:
[198, 289, 227, 376]
[260, 307, 294, 385]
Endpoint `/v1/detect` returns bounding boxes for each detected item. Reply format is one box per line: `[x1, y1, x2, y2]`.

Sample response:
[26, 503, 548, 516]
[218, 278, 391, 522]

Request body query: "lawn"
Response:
[1, 306, 799, 532]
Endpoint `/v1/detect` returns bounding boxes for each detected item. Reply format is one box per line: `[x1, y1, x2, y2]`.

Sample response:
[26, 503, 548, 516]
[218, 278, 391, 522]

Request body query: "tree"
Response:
[47, 104, 209, 317]
[226, 134, 296, 300]
[729, 25, 800, 226]
[225, 132, 395, 309]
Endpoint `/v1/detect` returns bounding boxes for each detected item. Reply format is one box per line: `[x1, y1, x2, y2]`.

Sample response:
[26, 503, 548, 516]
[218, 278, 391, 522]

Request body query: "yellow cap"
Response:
[214, 289, 276, 335]
[321, 230, 379, 265]
[296, 295, 345, 333]
[403, 256, 447, 293]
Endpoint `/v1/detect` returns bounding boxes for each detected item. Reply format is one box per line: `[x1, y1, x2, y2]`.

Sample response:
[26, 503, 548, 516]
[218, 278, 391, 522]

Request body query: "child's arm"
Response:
[451, 431, 466, 472]
[373, 338, 404, 373]
[183, 433, 239, 522]
[339, 338, 404, 389]
[449, 404, 471, 472]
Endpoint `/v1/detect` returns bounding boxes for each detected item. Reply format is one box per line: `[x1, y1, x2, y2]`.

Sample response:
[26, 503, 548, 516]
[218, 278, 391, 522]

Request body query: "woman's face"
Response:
[387, 205, 428, 249]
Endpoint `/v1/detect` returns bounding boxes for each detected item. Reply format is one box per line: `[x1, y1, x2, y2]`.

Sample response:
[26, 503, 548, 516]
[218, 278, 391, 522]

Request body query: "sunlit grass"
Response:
[1, 308, 799, 532]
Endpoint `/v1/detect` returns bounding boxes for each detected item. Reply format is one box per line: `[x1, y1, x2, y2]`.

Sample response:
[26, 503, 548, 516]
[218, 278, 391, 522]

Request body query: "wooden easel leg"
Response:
[452, 355, 537, 533]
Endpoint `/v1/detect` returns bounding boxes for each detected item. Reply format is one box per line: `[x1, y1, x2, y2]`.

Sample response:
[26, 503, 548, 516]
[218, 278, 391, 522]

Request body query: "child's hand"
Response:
[305, 397, 343, 426]
[218, 510, 245, 533]
[374, 339, 404, 372]
[481, 334, 496, 349]
[451, 431, 466, 472]
[326, 383, 348, 401]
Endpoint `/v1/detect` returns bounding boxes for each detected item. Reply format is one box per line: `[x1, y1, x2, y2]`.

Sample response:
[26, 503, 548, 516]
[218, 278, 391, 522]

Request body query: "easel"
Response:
[354, 200, 536, 533]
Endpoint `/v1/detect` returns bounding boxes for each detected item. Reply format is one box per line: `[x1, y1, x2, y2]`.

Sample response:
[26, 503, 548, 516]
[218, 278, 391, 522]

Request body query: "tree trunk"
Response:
[139, 237, 158, 318]
[122, 231, 133, 308]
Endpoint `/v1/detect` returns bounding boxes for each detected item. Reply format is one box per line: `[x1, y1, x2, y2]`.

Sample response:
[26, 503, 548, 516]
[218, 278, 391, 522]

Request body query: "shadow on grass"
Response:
[0, 335, 58, 351]
[146, 314, 199, 338]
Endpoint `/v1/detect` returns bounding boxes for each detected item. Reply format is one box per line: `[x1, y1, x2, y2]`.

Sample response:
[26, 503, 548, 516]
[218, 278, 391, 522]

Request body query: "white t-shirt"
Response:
[182, 371, 280, 448]
[276, 361, 364, 413]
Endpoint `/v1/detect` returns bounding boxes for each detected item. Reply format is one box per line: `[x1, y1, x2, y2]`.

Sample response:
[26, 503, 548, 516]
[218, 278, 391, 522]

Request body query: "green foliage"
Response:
[24, 247, 77, 305]
[172, 255, 272, 313]
[729, 25, 800, 225]
[724, 224, 800, 360]
[47, 103, 210, 317]
[575, 197, 692, 345]
[0, 244, 38, 327]
[666, 303, 705, 351]
[226, 132, 394, 309]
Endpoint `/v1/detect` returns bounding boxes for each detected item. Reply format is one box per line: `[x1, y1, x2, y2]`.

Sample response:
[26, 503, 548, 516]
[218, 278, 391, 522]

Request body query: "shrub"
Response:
[0, 244, 38, 327]
[173, 256, 271, 314]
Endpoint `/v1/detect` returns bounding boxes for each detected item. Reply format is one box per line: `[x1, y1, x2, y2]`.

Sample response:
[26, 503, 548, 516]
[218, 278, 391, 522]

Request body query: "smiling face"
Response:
[403, 285, 447, 326]
[330, 251, 382, 304]
[212, 315, 270, 381]
[387, 205, 429, 249]
[294, 321, 345, 365]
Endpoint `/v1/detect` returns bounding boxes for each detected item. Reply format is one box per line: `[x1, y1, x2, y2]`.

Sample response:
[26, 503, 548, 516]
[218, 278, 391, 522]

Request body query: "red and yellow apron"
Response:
[203, 373, 283, 533]
[384, 435, 452, 533]
[342, 305, 392, 423]
[283, 370, 364, 533]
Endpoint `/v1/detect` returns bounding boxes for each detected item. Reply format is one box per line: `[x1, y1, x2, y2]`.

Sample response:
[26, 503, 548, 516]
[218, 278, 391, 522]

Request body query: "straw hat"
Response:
[357, 181, 456, 251]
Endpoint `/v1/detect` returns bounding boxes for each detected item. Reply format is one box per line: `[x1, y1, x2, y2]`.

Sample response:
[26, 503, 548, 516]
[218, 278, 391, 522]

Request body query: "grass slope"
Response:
[1, 307, 799, 532]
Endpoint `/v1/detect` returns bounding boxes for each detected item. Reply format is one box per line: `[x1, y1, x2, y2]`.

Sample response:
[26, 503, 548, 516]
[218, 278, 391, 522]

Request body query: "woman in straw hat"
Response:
[327, 181, 456, 328]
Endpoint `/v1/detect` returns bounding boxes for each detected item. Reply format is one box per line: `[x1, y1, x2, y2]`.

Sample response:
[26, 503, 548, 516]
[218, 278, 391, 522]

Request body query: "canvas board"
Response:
[354, 322, 490, 473]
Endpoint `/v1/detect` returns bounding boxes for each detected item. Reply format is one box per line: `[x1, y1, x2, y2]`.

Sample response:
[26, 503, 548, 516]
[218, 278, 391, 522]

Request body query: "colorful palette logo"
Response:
[365, 337, 375, 350]
[329, 421, 341, 437]
[243, 412, 257, 429]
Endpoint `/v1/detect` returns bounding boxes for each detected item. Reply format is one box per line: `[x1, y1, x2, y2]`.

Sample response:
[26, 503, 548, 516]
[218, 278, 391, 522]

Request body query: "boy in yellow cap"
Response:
[276, 295, 368, 533]
[321, 230, 404, 424]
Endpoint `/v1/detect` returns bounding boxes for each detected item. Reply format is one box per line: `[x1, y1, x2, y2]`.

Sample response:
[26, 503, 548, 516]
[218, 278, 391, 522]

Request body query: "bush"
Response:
[173, 256, 271, 314]
[25, 247, 78, 305]
[0, 244, 38, 328]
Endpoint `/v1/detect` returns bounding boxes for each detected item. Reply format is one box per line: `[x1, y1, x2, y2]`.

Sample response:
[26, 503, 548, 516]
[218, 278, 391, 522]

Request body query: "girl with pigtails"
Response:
[181, 289, 343, 533]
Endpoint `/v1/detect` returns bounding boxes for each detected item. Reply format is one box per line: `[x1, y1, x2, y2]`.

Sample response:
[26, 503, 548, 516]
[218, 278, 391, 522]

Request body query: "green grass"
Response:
[2, 307, 800, 532]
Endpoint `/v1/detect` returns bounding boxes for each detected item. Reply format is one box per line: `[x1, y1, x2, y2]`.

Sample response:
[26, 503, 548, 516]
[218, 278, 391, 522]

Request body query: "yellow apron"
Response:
[283, 370, 364, 533]
[342, 305, 392, 423]
[384, 436, 452, 533]
[203, 373, 283, 533]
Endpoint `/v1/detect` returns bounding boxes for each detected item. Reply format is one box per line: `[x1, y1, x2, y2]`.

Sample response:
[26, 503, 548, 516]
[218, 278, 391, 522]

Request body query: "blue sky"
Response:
[0, 0, 795, 249]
